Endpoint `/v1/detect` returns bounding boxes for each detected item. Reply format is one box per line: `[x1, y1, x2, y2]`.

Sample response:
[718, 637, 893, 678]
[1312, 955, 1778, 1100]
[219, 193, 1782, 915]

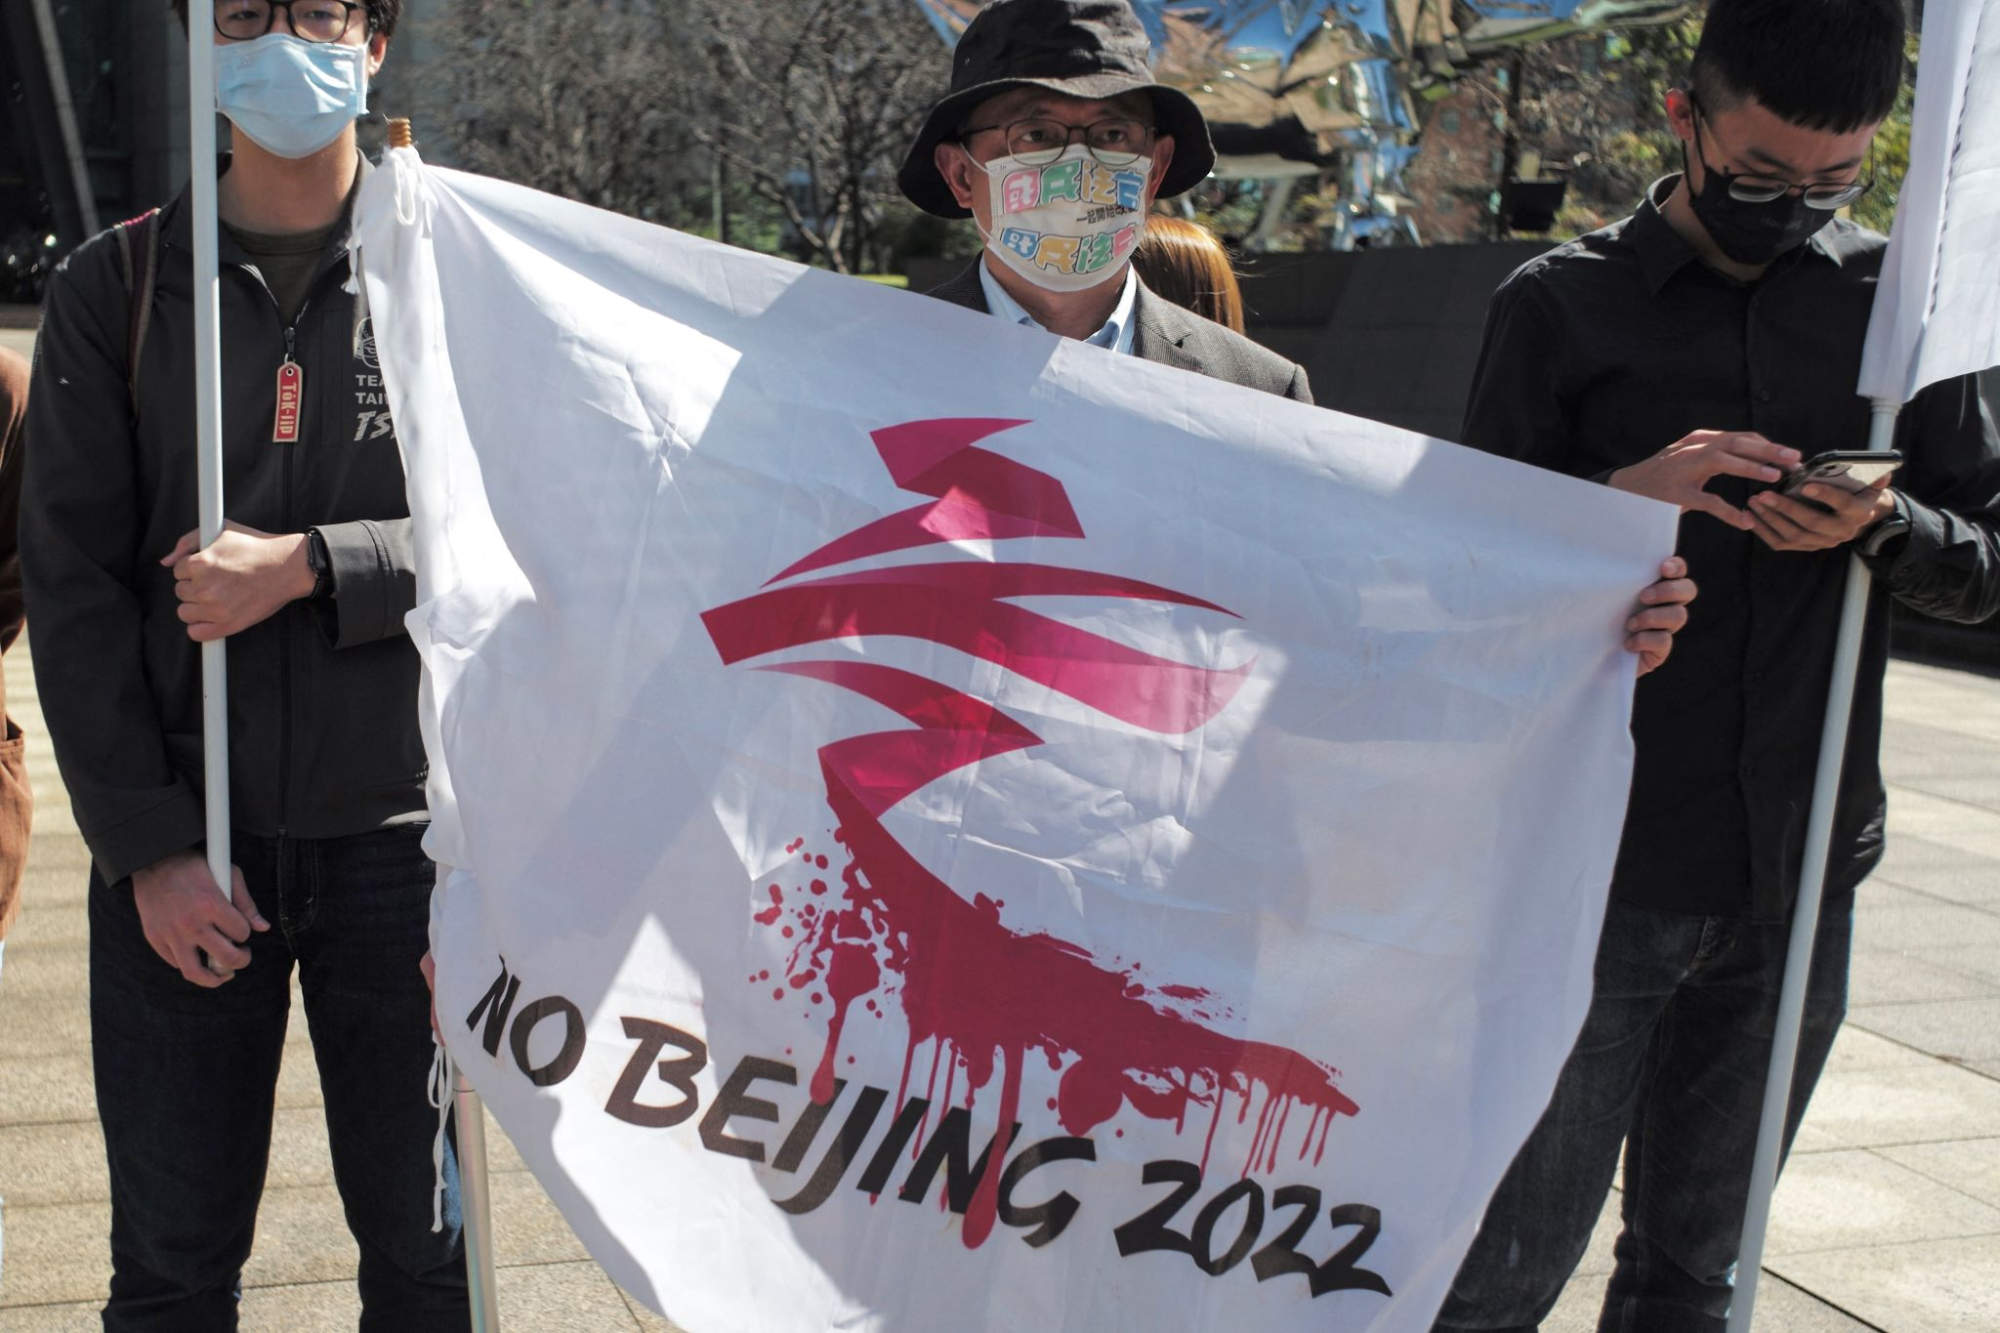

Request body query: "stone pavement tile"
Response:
[1798, 1062, 2000, 1149]
[0, 1118, 105, 1208]
[0, 992, 90, 1058]
[1850, 878, 1933, 909]
[1765, 1149, 2000, 1256]
[1849, 997, 2000, 1063]
[495, 1259, 642, 1331]
[14, 863, 89, 911]
[1851, 899, 2000, 953]
[1847, 947, 1999, 1005]
[239, 1279, 361, 1331]
[1917, 944, 2000, 988]
[1878, 1137, 2000, 1211]
[0, 943, 86, 999]
[1771, 1234, 2000, 1333]
[1883, 789, 2000, 860]
[1870, 847, 2000, 909]
[1821, 1023, 1934, 1076]
[0, 1299, 100, 1331]
[0, 1199, 109, 1305]
[4, 899, 88, 948]
[488, 1168, 594, 1267]
[0, 1055, 100, 1128]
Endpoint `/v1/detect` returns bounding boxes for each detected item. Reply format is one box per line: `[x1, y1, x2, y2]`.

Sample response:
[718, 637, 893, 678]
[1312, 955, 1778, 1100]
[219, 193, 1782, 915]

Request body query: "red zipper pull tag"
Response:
[273, 359, 303, 444]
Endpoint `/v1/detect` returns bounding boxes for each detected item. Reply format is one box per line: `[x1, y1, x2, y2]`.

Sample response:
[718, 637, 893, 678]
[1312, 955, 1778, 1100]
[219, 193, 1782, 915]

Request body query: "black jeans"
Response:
[1435, 894, 1852, 1333]
[89, 825, 468, 1332]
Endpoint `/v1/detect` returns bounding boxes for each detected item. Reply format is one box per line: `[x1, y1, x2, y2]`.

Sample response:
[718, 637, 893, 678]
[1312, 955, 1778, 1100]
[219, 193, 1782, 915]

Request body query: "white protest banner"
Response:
[354, 150, 1675, 1332]
[1857, 0, 2000, 404]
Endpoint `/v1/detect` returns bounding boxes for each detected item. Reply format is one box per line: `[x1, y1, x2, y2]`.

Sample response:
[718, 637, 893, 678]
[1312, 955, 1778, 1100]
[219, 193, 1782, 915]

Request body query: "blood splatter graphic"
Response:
[703, 419, 1358, 1249]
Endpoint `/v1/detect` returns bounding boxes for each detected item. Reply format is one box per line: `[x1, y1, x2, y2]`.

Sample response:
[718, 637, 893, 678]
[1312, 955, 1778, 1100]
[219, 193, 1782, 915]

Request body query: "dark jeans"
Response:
[90, 825, 468, 1332]
[1435, 894, 1852, 1333]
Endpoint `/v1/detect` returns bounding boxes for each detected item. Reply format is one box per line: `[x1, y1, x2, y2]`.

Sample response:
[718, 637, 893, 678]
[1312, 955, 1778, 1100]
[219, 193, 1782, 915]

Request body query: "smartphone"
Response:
[1780, 450, 1904, 501]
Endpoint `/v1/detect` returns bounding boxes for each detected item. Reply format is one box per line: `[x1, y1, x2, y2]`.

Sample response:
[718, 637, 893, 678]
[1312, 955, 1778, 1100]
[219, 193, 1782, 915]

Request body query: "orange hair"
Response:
[1132, 216, 1245, 334]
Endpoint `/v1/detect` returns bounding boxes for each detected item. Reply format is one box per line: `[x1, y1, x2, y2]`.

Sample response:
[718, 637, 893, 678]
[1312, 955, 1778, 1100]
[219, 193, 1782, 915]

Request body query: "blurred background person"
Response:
[1132, 214, 1246, 333]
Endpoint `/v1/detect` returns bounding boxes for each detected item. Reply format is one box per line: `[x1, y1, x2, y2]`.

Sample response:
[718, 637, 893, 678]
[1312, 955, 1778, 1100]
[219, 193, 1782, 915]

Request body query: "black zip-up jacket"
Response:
[23, 157, 426, 886]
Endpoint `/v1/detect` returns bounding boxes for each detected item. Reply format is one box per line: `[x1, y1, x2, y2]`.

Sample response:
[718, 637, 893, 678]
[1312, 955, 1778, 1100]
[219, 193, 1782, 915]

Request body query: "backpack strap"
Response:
[112, 208, 162, 418]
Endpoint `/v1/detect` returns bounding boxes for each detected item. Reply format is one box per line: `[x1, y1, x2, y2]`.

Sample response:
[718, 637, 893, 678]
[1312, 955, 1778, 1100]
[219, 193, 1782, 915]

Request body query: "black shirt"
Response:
[1463, 177, 2000, 921]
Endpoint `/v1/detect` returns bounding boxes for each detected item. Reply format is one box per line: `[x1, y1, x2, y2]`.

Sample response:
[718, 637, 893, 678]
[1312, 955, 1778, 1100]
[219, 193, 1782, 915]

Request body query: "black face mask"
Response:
[1681, 139, 1835, 267]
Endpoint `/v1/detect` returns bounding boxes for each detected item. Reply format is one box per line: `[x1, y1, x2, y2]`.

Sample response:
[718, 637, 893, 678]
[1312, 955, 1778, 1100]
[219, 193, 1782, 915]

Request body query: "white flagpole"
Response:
[454, 1065, 503, 1330]
[379, 113, 502, 1332]
[186, 3, 231, 900]
[1727, 400, 1899, 1333]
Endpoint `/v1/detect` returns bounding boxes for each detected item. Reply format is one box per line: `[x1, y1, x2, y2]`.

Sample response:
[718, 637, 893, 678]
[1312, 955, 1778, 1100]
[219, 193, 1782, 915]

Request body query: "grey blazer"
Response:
[923, 259, 1313, 405]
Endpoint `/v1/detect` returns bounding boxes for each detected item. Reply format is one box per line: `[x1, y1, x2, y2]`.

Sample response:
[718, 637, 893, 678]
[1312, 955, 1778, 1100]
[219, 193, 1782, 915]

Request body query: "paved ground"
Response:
[2, 325, 1997, 1329]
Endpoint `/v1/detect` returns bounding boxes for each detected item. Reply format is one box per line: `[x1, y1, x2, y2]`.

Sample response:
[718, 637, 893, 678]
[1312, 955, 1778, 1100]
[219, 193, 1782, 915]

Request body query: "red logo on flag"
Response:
[702, 419, 1358, 1248]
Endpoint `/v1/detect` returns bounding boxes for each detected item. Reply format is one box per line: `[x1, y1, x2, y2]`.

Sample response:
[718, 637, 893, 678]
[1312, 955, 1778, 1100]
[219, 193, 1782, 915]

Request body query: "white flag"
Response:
[1857, 0, 2000, 403]
[355, 151, 1675, 1332]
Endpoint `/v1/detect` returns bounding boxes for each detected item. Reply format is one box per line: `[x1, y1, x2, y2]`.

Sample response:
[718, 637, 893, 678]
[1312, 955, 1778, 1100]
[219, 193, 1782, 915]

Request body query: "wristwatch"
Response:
[304, 528, 336, 600]
[1860, 492, 1912, 559]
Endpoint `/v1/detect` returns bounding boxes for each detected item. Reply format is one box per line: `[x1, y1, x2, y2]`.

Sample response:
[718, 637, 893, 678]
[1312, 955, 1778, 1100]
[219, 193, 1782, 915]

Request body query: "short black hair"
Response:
[171, 0, 401, 40]
[1689, 0, 1904, 133]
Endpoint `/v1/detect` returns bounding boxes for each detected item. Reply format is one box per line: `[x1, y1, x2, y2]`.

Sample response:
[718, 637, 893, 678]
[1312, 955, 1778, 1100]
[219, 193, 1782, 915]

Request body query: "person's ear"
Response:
[1143, 134, 1176, 205]
[935, 142, 980, 212]
[1664, 89, 1695, 145]
[366, 31, 389, 79]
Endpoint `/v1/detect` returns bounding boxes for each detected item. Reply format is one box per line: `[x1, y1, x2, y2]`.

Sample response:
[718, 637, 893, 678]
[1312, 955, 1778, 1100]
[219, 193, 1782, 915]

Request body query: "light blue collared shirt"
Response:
[978, 259, 1139, 356]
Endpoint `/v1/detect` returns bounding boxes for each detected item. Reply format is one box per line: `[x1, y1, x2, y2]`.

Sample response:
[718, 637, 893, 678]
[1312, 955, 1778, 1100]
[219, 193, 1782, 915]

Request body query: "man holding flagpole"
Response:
[20, 1, 468, 1327]
[1435, 0, 2000, 1328]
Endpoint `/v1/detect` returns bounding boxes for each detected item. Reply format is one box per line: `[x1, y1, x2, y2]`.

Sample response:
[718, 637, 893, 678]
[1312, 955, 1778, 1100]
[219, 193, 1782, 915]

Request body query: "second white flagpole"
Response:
[1727, 398, 1901, 1332]
[185, 4, 232, 900]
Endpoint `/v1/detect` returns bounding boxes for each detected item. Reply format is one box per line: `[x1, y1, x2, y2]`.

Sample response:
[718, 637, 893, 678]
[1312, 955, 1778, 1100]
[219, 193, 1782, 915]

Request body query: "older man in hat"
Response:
[899, 0, 1696, 671]
[899, 0, 1312, 400]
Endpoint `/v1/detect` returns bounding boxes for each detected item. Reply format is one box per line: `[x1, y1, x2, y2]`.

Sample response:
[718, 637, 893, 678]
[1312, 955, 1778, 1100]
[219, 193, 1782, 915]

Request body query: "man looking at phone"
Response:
[1436, 0, 2000, 1327]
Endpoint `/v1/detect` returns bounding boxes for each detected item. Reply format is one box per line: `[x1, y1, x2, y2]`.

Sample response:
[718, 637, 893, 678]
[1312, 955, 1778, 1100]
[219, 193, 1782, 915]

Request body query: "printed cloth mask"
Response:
[978, 144, 1151, 294]
[215, 33, 370, 160]
[1682, 141, 1836, 267]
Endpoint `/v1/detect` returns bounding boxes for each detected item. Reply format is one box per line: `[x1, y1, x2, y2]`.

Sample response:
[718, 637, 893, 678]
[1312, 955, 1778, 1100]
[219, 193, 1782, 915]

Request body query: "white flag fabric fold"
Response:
[1857, 0, 2000, 404]
[355, 149, 1675, 1332]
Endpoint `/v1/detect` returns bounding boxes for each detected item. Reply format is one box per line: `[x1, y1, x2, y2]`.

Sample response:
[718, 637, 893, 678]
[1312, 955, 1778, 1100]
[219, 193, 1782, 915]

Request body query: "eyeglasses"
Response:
[214, 1, 368, 43]
[959, 117, 1154, 168]
[1688, 93, 1873, 210]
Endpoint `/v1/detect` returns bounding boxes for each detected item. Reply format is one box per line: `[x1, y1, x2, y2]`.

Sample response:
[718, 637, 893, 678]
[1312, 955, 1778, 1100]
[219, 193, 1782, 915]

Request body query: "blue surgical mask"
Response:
[215, 33, 370, 160]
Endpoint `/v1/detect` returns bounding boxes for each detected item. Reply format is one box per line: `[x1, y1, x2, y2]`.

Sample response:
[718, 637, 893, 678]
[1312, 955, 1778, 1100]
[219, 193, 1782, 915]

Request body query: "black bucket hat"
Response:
[897, 0, 1216, 219]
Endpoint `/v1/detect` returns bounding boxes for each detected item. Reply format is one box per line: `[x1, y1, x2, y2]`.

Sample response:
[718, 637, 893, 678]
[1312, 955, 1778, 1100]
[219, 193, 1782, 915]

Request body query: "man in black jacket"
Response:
[22, 2, 467, 1327]
[1436, 0, 2000, 1328]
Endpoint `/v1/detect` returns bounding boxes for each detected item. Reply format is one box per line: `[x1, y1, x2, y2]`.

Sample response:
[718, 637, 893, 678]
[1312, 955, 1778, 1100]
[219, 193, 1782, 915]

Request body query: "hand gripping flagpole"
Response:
[1730, 0, 1998, 1322]
[186, 1, 231, 900]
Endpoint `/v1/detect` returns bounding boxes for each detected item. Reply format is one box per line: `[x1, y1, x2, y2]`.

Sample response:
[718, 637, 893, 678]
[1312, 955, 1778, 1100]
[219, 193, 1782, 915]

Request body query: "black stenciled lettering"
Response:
[897, 1108, 1018, 1214]
[464, 957, 520, 1058]
[996, 1136, 1095, 1248]
[604, 1018, 707, 1128]
[697, 1056, 797, 1162]
[1111, 1159, 1200, 1259]
[853, 1097, 930, 1195]
[771, 1079, 846, 1173]
[1188, 1179, 1265, 1276]
[1310, 1203, 1393, 1298]
[774, 1085, 887, 1215]
[507, 994, 586, 1087]
[1250, 1184, 1323, 1284]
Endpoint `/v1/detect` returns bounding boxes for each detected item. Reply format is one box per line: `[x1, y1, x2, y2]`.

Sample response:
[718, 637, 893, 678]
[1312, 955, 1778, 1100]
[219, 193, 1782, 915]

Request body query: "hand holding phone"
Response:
[1780, 450, 1904, 504]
